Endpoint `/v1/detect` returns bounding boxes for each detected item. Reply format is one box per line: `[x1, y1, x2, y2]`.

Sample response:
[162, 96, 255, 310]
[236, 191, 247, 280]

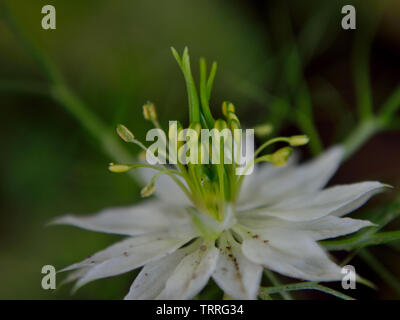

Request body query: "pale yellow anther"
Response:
[289, 135, 309, 146]
[108, 163, 131, 173]
[269, 147, 292, 167]
[140, 183, 155, 198]
[143, 101, 157, 121]
[222, 101, 235, 117]
[254, 124, 273, 137]
[116, 124, 135, 143]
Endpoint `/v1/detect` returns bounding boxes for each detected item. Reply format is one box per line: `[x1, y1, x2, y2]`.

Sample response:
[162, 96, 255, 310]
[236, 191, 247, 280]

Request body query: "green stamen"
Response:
[113, 49, 309, 230]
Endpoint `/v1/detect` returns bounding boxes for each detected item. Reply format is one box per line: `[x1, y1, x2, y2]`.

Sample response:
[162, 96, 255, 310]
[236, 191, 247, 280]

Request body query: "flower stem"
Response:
[259, 282, 355, 300]
[263, 269, 293, 300]
[342, 118, 384, 160]
[378, 86, 400, 125]
[1, 2, 142, 183]
[353, 35, 373, 121]
[359, 249, 400, 296]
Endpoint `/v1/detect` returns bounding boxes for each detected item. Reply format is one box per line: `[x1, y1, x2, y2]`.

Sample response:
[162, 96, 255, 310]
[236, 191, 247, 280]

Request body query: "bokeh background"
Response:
[0, 0, 399, 299]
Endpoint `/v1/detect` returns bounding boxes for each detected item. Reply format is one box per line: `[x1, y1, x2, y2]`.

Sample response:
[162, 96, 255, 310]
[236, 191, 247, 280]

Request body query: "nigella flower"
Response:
[53, 48, 387, 299]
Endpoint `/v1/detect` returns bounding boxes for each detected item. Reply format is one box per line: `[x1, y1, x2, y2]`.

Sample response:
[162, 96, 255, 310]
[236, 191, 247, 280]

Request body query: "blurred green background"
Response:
[0, 0, 399, 299]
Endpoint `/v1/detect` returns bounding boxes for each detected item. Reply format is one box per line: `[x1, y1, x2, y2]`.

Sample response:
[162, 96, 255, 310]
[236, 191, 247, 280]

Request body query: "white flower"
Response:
[53, 145, 387, 299]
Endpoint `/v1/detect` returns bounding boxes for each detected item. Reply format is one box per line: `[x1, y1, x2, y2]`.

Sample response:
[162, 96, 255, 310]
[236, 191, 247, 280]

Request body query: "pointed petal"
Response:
[212, 232, 262, 300]
[59, 268, 90, 288]
[63, 232, 186, 272]
[239, 215, 374, 241]
[68, 233, 192, 289]
[242, 233, 342, 281]
[299, 216, 375, 240]
[239, 146, 344, 209]
[50, 201, 175, 236]
[243, 182, 387, 221]
[156, 242, 219, 300]
[238, 152, 299, 205]
[330, 184, 392, 217]
[124, 240, 201, 300]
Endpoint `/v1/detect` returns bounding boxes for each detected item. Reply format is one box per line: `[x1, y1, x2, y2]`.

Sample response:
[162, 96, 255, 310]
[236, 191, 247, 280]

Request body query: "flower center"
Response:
[108, 47, 309, 226]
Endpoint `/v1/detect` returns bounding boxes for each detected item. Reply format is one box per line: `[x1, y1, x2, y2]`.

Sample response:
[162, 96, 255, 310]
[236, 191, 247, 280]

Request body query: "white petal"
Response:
[238, 146, 344, 209]
[69, 233, 192, 289]
[238, 152, 298, 205]
[157, 242, 219, 300]
[63, 232, 187, 271]
[239, 215, 374, 241]
[60, 268, 90, 287]
[242, 233, 342, 281]
[242, 182, 387, 221]
[330, 184, 391, 217]
[51, 201, 175, 236]
[212, 232, 262, 300]
[301, 216, 374, 240]
[124, 240, 201, 300]
[140, 167, 192, 206]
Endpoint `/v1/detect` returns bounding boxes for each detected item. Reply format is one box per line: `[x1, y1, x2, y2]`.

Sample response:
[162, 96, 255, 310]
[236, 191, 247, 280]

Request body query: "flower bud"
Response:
[270, 147, 292, 167]
[289, 135, 309, 146]
[116, 124, 135, 143]
[254, 124, 273, 138]
[143, 101, 157, 121]
[140, 182, 155, 198]
[108, 163, 131, 173]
